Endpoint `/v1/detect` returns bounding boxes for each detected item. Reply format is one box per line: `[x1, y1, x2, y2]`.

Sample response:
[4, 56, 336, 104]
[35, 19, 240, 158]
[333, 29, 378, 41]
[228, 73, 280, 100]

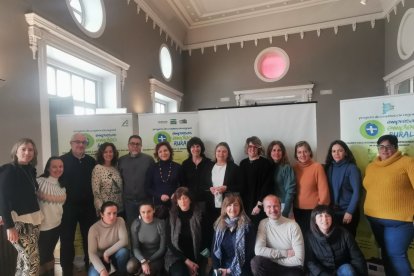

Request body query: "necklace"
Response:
[159, 162, 172, 183]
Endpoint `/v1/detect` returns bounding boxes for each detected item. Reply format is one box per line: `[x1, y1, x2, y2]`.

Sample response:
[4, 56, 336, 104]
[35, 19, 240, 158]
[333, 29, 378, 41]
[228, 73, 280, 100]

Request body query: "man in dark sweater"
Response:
[60, 133, 96, 276]
[118, 135, 154, 226]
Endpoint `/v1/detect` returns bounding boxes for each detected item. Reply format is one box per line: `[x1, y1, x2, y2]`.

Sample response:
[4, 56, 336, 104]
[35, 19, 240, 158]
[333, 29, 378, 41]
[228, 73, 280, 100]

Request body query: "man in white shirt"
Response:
[251, 194, 305, 276]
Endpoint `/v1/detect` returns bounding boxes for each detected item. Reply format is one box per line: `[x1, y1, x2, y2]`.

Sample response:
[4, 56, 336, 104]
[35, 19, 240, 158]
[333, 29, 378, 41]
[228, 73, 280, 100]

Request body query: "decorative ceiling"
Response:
[132, 0, 402, 51]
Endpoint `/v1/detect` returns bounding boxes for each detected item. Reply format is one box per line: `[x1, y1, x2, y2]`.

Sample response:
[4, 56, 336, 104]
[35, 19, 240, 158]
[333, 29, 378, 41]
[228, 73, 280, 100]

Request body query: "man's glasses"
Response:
[71, 140, 88, 145]
[129, 142, 142, 147]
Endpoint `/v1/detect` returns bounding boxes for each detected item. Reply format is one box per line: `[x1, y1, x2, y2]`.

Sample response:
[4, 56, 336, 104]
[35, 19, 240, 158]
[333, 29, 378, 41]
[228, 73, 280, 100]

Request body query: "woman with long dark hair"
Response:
[266, 140, 296, 218]
[324, 140, 361, 236]
[37, 156, 66, 276]
[92, 142, 123, 216]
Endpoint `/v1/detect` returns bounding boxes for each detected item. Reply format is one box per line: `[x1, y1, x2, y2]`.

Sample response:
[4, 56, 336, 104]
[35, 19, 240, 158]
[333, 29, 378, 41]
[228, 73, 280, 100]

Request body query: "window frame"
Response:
[384, 59, 414, 95]
[26, 13, 129, 164]
[149, 78, 183, 113]
[47, 64, 99, 114]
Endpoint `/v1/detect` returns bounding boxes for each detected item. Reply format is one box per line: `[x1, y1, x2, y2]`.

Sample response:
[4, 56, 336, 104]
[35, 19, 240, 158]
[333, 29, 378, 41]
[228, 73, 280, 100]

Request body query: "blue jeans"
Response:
[337, 263, 356, 276]
[88, 247, 130, 276]
[124, 198, 141, 226]
[367, 216, 414, 276]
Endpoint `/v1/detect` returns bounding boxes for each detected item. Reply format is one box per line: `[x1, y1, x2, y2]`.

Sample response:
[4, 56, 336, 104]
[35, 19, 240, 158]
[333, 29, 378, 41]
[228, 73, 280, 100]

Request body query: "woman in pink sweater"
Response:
[293, 141, 330, 235]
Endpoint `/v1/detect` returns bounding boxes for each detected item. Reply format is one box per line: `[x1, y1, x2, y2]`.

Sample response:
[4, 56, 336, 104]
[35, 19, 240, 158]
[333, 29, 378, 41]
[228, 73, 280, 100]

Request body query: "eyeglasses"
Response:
[248, 145, 258, 149]
[129, 142, 142, 147]
[71, 140, 88, 145]
[377, 145, 395, 151]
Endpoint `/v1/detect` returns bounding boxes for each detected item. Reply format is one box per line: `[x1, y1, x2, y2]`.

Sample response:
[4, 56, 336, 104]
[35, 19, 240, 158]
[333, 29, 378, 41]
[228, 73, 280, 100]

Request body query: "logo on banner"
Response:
[382, 102, 395, 114]
[154, 131, 171, 144]
[359, 120, 384, 139]
[82, 133, 95, 149]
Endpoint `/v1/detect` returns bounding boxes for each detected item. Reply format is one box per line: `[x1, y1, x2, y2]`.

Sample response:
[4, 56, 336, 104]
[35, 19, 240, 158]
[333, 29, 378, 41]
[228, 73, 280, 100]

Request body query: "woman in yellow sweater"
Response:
[363, 134, 414, 276]
[293, 141, 330, 235]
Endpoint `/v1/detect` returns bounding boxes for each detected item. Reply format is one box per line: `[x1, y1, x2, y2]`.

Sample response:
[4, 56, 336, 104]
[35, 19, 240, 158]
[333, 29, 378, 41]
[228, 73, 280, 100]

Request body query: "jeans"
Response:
[124, 198, 141, 226]
[337, 263, 357, 276]
[367, 216, 414, 276]
[88, 247, 130, 276]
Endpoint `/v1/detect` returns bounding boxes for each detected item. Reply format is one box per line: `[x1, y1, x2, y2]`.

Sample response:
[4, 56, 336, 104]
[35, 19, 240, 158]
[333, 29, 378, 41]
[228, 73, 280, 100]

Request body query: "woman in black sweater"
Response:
[0, 138, 42, 275]
[305, 205, 367, 276]
[165, 187, 203, 276]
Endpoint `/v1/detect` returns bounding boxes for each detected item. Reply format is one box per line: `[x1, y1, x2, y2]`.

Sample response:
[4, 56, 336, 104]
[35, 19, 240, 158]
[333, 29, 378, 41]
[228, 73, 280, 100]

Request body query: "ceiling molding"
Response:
[131, 0, 405, 53]
[134, 0, 185, 50]
[177, 0, 342, 29]
[185, 12, 384, 51]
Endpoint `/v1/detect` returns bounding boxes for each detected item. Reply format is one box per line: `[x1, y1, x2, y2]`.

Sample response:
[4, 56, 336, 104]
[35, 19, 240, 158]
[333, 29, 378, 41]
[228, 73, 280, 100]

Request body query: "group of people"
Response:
[0, 133, 412, 276]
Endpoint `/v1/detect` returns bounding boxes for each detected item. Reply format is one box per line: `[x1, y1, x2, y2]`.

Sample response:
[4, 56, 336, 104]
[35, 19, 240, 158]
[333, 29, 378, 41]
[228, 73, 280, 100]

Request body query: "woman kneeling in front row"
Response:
[305, 205, 367, 276]
[127, 201, 166, 276]
[88, 201, 129, 276]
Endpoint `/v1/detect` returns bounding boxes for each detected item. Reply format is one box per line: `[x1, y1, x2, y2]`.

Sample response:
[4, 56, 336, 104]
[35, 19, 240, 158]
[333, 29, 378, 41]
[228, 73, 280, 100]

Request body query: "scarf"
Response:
[213, 217, 247, 276]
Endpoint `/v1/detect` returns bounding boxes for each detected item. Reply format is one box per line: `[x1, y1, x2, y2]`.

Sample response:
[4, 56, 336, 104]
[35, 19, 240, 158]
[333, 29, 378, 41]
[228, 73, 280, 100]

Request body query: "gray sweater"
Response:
[118, 153, 154, 201]
[130, 217, 166, 262]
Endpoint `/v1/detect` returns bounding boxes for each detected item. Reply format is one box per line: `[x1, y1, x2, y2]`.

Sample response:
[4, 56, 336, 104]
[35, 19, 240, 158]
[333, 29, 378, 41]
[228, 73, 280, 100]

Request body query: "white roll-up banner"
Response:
[198, 103, 317, 164]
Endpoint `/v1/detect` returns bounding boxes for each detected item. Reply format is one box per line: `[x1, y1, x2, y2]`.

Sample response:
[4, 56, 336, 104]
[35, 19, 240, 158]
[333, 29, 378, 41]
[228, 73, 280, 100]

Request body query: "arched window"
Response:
[66, 0, 106, 38]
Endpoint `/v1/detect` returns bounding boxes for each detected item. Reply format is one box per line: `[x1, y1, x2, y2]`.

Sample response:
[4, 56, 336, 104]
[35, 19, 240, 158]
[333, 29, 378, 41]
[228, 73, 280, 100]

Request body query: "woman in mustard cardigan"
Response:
[363, 134, 414, 276]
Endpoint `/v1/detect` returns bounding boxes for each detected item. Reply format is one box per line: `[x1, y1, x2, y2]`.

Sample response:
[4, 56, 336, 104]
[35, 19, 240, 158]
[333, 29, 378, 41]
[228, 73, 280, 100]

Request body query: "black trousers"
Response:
[60, 203, 96, 275]
[251, 256, 304, 276]
[39, 225, 60, 265]
[293, 208, 312, 235]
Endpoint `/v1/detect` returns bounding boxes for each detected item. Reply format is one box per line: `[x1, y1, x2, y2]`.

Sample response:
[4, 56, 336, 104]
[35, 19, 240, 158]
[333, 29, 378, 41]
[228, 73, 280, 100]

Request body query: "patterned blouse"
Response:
[92, 164, 123, 214]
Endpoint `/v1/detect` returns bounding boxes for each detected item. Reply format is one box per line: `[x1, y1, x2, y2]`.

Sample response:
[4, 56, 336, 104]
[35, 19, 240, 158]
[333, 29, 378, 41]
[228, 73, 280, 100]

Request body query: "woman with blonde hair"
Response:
[212, 194, 255, 276]
[293, 141, 330, 234]
[0, 138, 42, 275]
